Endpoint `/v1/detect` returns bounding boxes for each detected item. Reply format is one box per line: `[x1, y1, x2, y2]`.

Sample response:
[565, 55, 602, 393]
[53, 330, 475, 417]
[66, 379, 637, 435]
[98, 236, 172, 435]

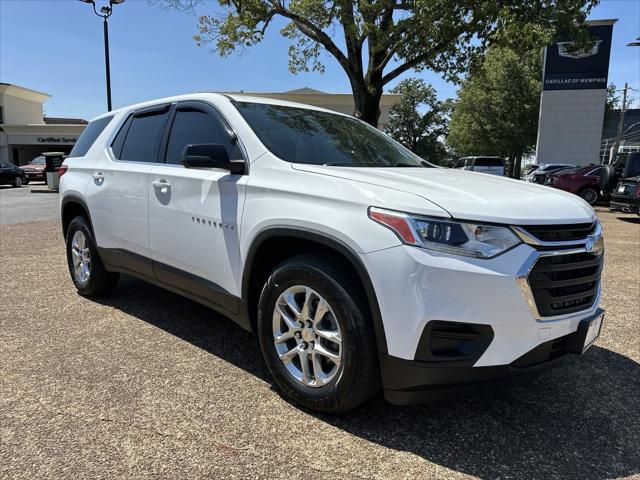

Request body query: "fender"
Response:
[242, 227, 388, 355]
[60, 194, 94, 237]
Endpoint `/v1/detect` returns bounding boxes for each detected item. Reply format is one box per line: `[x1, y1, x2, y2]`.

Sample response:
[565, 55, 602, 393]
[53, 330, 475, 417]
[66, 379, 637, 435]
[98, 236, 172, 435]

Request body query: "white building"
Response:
[0, 83, 87, 165]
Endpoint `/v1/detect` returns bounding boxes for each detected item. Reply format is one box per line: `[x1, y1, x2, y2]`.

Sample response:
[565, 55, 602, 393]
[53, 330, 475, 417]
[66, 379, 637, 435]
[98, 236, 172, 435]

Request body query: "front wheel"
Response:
[257, 254, 379, 413]
[12, 176, 22, 188]
[65, 216, 119, 296]
[578, 187, 599, 205]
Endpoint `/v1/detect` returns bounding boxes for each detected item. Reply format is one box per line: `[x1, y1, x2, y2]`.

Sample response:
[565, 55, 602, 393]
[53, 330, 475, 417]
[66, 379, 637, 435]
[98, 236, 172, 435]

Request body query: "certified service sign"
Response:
[542, 24, 614, 91]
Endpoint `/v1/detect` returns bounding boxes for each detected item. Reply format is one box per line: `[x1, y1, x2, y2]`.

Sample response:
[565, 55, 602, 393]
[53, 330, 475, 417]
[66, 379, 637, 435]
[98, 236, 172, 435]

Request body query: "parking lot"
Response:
[1, 192, 639, 479]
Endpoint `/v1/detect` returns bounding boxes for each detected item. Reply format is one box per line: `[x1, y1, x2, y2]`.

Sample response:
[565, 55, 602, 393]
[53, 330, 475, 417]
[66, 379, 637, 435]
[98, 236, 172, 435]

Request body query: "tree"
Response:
[161, 0, 598, 126]
[385, 78, 451, 164]
[604, 83, 620, 127]
[447, 46, 542, 178]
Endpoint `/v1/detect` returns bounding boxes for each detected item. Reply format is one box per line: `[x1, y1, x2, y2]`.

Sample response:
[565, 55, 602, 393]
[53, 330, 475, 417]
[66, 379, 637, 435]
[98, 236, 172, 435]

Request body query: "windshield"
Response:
[31, 157, 45, 165]
[234, 102, 432, 168]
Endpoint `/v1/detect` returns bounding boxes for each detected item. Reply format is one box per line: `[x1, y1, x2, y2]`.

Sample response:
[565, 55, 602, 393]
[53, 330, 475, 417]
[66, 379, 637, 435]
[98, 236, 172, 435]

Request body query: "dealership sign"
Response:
[542, 24, 613, 90]
[37, 136, 77, 143]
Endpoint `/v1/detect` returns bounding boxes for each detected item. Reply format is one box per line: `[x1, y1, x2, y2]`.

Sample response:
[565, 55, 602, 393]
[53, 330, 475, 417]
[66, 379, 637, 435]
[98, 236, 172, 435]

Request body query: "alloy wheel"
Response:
[272, 285, 342, 387]
[580, 188, 598, 205]
[71, 230, 91, 283]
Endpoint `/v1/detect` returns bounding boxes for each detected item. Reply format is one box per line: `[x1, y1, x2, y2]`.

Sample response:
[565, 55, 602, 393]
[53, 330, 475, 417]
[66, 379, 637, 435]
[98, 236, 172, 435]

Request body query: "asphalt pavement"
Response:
[0, 206, 638, 479]
[0, 184, 59, 225]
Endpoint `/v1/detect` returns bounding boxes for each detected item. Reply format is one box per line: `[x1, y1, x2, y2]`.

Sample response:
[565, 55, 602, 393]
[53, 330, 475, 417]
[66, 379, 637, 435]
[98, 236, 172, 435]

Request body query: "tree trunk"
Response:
[350, 80, 383, 127]
[507, 154, 515, 178]
[514, 153, 523, 179]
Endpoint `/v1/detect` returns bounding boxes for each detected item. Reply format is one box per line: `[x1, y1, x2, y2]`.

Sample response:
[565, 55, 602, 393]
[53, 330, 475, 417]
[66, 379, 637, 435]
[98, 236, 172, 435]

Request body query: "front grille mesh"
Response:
[529, 252, 603, 316]
[521, 222, 596, 242]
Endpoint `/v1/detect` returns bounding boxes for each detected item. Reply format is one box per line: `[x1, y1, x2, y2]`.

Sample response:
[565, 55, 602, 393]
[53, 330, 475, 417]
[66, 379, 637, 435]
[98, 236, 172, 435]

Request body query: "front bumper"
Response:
[362, 224, 604, 398]
[23, 171, 45, 180]
[381, 308, 603, 404]
[610, 198, 640, 214]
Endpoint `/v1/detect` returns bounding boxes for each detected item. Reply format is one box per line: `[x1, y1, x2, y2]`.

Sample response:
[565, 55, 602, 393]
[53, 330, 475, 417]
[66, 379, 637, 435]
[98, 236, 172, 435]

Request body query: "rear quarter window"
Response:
[68, 116, 113, 158]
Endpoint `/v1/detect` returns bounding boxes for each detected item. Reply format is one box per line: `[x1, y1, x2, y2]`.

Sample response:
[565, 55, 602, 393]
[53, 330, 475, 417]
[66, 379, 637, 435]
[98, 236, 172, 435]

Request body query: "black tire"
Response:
[599, 165, 617, 192]
[257, 254, 379, 413]
[578, 186, 599, 205]
[65, 216, 119, 296]
[12, 176, 22, 188]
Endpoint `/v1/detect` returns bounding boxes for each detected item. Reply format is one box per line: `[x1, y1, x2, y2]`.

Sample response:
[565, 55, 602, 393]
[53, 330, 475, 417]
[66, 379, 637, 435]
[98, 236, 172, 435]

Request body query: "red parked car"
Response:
[545, 164, 603, 205]
[20, 156, 46, 183]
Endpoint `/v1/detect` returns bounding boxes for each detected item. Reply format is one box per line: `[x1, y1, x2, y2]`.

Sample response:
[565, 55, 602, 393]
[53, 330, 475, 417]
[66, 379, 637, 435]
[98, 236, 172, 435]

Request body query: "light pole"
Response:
[79, 0, 125, 111]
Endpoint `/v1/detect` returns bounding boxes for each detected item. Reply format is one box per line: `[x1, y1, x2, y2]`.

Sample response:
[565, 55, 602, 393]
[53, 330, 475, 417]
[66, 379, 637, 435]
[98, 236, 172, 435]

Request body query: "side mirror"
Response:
[181, 144, 245, 174]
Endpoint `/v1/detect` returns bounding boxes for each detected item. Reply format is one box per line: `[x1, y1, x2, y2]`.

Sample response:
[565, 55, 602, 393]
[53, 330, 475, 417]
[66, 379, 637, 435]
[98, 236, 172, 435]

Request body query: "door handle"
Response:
[93, 172, 104, 180]
[152, 179, 171, 190]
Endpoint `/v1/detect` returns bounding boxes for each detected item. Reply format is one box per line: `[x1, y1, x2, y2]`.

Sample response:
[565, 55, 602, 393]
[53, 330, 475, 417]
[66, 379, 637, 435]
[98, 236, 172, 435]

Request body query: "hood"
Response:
[21, 164, 45, 171]
[292, 165, 596, 225]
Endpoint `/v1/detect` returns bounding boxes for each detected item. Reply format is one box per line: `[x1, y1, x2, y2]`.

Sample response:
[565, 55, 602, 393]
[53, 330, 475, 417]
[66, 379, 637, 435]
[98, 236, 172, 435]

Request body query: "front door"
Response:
[148, 101, 247, 314]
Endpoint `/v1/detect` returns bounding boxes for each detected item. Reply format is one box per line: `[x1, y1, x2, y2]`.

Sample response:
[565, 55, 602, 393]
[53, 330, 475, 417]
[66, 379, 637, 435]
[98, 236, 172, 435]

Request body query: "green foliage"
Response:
[447, 46, 542, 172]
[160, 0, 598, 125]
[604, 83, 620, 127]
[385, 78, 452, 164]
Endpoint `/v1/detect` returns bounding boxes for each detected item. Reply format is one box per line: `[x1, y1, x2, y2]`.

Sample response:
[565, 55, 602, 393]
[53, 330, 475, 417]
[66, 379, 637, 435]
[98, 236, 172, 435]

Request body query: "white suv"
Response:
[59, 93, 605, 413]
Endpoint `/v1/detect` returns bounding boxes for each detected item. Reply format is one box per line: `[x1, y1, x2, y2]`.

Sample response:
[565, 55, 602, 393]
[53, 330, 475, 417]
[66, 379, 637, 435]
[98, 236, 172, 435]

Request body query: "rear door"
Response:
[85, 105, 170, 262]
[147, 101, 248, 313]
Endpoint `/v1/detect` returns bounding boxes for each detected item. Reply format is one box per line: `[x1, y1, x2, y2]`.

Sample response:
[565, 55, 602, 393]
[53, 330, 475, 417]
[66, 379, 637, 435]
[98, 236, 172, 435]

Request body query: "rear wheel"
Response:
[578, 186, 599, 205]
[65, 216, 119, 296]
[257, 254, 379, 413]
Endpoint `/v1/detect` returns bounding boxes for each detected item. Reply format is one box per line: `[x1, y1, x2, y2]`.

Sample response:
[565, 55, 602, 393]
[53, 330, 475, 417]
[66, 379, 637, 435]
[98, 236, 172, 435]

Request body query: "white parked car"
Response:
[59, 94, 605, 413]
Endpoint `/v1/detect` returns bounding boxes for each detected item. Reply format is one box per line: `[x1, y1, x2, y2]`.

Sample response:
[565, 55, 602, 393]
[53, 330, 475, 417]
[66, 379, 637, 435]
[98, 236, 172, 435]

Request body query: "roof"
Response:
[0, 83, 51, 103]
[282, 87, 326, 94]
[44, 117, 88, 125]
[92, 92, 348, 121]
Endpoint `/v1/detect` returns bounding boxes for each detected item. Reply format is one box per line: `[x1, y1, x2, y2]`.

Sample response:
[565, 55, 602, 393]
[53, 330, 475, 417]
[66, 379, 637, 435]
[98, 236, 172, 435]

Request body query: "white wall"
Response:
[535, 89, 606, 166]
[0, 95, 44, 124]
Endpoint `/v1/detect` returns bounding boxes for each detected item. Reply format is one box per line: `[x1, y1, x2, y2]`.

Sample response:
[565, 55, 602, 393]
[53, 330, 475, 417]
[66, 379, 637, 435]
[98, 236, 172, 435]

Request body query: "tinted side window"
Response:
[120, 109, 170, 162]
[165, 108, 242, 165]
[474, 157, 504, 167]
[68, 116, 113, 158]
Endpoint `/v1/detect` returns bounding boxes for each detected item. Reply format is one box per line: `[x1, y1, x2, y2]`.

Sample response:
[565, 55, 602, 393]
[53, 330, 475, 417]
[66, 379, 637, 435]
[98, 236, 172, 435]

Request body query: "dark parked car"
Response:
[20, 155, 46, 183]
[545, 164, 603, 205]
[602, 152, 640, 215]
[525, 163, 576, 184]
[0, 162, 27, 187]
[610, 176, 640, 215]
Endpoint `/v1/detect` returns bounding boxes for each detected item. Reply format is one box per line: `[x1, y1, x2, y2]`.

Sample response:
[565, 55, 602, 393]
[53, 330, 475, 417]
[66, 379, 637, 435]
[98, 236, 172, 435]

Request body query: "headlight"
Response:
[368, 207, 521, 259]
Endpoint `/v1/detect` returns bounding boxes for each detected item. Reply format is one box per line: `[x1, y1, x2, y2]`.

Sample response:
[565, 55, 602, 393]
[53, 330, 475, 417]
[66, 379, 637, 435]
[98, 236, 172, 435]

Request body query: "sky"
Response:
[0, 0, 639, 120]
